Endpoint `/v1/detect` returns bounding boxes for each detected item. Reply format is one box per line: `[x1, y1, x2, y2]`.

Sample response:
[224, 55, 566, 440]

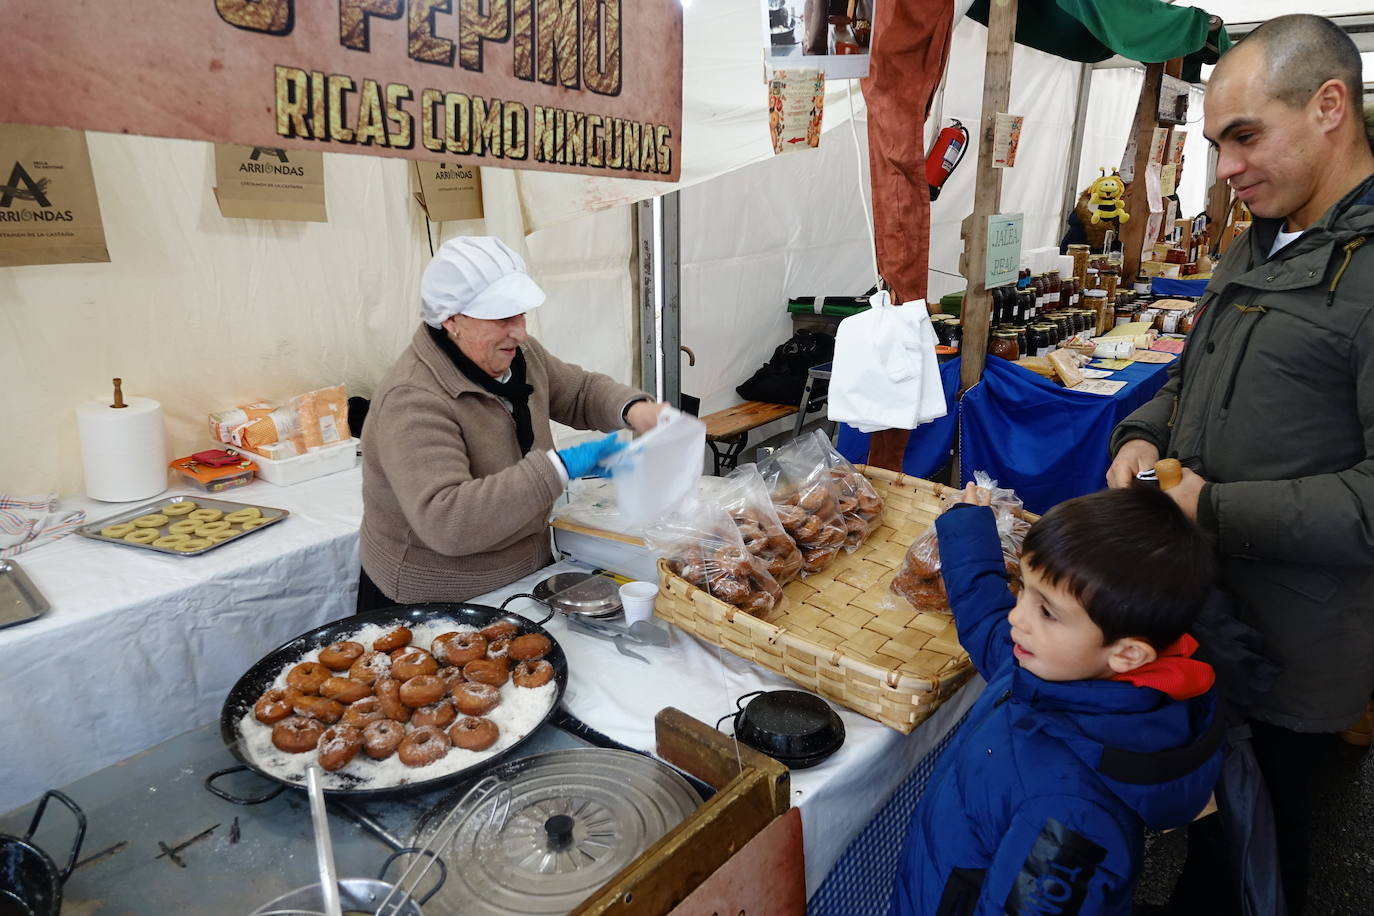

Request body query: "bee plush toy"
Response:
[1088, 169, 1130, 224]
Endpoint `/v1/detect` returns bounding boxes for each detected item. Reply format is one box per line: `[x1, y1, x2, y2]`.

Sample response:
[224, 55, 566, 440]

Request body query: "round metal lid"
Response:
[533, 572, 623, 619]
[412, 749, 700, 915]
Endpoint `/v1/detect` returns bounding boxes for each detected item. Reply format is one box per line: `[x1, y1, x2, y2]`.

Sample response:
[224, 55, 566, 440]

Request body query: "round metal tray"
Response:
[532, 572, 623, 620]
[411, 748, 700, 914]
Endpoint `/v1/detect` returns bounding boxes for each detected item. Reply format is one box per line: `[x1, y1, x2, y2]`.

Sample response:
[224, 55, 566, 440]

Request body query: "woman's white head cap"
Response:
[420, 236, 545, 328]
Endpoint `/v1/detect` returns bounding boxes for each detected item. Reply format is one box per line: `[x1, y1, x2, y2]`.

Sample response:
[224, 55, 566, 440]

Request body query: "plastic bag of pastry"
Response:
[756, 430, 848, 576]
[720, 463, 804, 586]
[209, 402, 273, 445]
[814, 434, 885, 550]
[291, 384, 352, 451]
[231, 405, 299, 451]
[644, 496, 785, 618]
[890, 471, 1030, 613]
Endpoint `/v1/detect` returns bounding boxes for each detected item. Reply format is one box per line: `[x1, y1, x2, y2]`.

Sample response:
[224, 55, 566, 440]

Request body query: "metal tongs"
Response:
[373, 775, 511, 916]
[564, 614, 670, 663]
[1135, 458, 1183, 491]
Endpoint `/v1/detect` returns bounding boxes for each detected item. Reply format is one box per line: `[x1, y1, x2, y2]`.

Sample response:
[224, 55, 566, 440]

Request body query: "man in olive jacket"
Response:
[1106, 15, 1374, 914]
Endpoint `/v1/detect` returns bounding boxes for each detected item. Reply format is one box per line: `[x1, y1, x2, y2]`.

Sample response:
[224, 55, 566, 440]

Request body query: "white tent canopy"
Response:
[3, 2, 1367, 496]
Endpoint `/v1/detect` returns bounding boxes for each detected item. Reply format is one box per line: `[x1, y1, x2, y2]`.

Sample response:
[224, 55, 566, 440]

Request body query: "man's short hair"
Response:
[1021, 487, 1215, 648]
[1238, 14, 1362, 114]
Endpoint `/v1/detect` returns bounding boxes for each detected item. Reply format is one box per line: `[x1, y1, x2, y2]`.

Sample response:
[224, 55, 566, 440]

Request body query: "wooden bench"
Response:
[701, 400, 799, 475]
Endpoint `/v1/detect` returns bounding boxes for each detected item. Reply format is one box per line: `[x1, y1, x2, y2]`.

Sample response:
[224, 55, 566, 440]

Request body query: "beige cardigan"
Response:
[360, 325, 647, 603]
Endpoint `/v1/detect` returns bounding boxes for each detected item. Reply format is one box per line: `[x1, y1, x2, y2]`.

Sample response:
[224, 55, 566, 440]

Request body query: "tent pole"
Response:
[957, 0, 1018, 396]
[633, 198, 658, 397]
[661, 191, 682, 409]
[631, 194, 682, 405]
[1060, 62, 1093, 242]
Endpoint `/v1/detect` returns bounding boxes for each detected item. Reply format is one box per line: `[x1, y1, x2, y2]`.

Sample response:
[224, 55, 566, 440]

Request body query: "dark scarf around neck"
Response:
[428, 325, 536, 454]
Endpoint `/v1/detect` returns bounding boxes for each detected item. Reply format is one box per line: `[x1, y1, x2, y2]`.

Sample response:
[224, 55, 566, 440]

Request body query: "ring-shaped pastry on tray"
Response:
[172, 537, 213, 552]
[132, 514, 168, 528]
[168, 519, 201, 536]
[195, 521, 233, 536]
[161, 502, 197, 517]
[100, 522, 136, 538]
[239, 518, 272, 530]
[152, 534, 191, 549]
[123, 529, 160, 544]
[188, 508, 223, 523]
[224, 507, 262, 525]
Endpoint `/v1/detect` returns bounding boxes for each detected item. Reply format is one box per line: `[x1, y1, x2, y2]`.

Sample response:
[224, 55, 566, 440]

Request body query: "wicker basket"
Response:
[655, 467, 1030, 734]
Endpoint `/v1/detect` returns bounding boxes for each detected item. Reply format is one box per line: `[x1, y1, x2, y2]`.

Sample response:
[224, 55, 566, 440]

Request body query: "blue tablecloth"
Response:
[835, 354, 1175, 515]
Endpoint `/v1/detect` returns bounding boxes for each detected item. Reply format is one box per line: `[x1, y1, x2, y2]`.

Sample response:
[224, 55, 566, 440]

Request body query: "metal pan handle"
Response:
[204, 765, 287, 805]
[379, 847, 447, 906]
[499, 592, 555, 627]
[25, 789, 86, 883]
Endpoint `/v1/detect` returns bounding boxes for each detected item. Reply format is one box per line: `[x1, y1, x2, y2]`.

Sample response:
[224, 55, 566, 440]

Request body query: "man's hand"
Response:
[1164, 467, 1206, 521]
[626, 400, 674, 434]
[1106, 439, 1160, 488]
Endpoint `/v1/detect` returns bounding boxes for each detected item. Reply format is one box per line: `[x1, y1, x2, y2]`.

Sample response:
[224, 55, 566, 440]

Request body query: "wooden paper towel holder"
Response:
[111, 378, 126, 409]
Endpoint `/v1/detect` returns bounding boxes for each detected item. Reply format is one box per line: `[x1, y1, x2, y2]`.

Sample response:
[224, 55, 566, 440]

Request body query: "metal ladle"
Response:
[306, 765, 343, 916]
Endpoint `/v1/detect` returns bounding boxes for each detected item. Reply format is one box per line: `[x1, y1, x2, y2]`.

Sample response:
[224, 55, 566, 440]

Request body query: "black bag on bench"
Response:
[735, 329, 834, 406]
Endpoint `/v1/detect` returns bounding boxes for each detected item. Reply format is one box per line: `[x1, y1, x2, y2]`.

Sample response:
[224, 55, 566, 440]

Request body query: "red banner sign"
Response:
[0, 0, 682, 181]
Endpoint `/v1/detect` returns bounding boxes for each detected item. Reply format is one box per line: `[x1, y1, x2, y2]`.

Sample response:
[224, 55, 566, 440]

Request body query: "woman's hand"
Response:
[626, 400, 676, 434]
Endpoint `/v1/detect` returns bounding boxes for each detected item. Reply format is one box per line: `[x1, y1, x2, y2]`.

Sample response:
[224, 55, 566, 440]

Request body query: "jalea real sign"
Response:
[0, 0, 682, 182]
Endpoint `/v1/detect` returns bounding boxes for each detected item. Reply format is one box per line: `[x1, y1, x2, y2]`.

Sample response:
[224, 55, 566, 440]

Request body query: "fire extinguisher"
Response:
[926, 119, 969, 201]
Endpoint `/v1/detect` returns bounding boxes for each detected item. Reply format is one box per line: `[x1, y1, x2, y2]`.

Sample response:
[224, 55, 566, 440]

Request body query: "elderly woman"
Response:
[358, 236, 664, 611]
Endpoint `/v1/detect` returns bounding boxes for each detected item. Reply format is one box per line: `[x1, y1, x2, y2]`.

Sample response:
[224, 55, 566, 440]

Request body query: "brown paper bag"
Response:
[213, 144, 327, 221]
[413, 160, 483, 222]
[0, 123, 109, 266]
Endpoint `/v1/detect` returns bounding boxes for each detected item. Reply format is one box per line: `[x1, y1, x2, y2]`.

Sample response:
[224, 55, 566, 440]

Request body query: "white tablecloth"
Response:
[3, 466, 981, 897]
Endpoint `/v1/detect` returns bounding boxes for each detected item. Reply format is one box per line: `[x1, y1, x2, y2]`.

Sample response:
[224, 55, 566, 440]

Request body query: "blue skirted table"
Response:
[837, 354, 1176, 515]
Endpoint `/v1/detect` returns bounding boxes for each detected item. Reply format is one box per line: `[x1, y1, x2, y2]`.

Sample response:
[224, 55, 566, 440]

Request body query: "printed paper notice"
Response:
[993, 114, 1024, 168]
[1160, 163, 1178, 197]
[769, 70, 824, 155]
[0, 123, 109, 266]
[1071, 379, 1128, 396]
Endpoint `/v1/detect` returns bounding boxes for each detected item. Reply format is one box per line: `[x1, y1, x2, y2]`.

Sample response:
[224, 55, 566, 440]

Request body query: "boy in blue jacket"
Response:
[891, 485, 1223, 916]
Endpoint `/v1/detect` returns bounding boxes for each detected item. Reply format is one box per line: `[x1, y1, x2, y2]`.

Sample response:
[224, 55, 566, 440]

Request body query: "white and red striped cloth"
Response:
[0, 494, 85, 558]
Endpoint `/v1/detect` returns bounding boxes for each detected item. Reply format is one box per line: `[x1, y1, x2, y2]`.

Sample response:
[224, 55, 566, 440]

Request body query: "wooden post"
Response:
[958, 0, 1018, 396]
[1119, 62, 1165, 282]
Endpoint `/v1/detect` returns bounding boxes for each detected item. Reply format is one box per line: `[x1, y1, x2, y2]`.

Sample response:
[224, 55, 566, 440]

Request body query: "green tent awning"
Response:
[965, 0, 1231, 82]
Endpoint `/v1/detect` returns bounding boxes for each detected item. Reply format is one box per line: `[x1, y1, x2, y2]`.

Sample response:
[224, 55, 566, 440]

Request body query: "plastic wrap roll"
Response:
[77, 396, 168, 501]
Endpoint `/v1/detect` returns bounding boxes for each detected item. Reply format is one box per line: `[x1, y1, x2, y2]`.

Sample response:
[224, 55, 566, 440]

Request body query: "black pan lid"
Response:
[734, 690, 845, 765]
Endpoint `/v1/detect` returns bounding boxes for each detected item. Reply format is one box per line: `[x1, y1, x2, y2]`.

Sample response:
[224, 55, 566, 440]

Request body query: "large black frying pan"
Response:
[0, 791, 85, 916]
[209, 602, 568, 802]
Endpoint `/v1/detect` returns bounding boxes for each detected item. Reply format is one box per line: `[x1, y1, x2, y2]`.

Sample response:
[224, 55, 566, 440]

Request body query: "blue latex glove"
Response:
[557, 433, 626, 479]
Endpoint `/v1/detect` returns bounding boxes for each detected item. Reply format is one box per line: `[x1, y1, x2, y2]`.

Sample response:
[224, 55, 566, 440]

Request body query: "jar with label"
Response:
[1047, 270, 1062, 307]
[946, 320, 963, 351]
[1085, 266, 1101, 291]
[1133, 271, 1151, 296]
[1101, 269, 1119, 303]
[1083, 289, 1108, 333]
[1007, 324, 1029, 356]
[1067, 244, 1090, 285]
[989, 330, 1020, 361]
[991, 286, 1012, 325]
[1032, 321, 1059, 355]
[1115, 304, 1137, 327]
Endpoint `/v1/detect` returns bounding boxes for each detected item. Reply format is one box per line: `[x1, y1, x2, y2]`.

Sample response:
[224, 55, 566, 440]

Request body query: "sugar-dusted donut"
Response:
[391, 648, 438, 681]
[411, 698, 457, 729]
[372, 627, 412, 653]
[318, 641, 364, 671]
[397, 725, 450, 767]
[432, 631, 486, 666]
[399, 674, 446, 708]
[254, 688, 293, 724]
[287, 691, 344, 724]
[271, 716, 325, 753]
[485, 637, 510, 663]
[374, 677, 411, 722]
[512, 659, 554, 689]
[508, 633, 551, 662]
[453, 681, 501, 716]
[317, 724, 364, 772]
[362, 719, 406, 760]
[286, 662, 331, 694]
[348, 651, 392, 685]
[436, 666, 466, 691]
[100, 522, 136, 538]
[341, 696, 386, 727]
[479, 620, 519, 642]
[462, 658, 509, 687]
[319, 676, 371, 704]
[449, 716, 499, 751]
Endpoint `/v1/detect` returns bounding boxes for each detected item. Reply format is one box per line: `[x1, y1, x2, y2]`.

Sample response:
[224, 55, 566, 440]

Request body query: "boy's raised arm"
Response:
[934, 502, 1016, 678]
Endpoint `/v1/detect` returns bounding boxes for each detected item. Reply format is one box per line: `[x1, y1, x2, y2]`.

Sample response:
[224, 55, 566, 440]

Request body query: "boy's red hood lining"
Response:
[1110, 633, 1215, 700]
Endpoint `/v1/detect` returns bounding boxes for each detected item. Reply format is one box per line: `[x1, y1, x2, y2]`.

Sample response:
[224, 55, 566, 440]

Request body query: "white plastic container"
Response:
[246, 438, 358, 486]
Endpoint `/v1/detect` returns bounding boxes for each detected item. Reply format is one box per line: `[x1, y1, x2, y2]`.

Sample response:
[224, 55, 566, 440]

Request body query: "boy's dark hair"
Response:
[1020, 486, 1214, 648]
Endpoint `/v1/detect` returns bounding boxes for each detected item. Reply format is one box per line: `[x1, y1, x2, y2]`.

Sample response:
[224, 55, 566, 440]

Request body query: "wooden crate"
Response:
[656, 467, 1028, 733]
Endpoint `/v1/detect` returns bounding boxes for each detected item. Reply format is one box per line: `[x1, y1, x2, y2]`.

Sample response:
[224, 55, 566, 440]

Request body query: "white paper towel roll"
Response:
[77, 396, 168, 501]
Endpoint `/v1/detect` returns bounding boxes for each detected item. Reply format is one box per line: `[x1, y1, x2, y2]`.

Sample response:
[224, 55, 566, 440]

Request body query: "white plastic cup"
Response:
[619, 580, 659, 625]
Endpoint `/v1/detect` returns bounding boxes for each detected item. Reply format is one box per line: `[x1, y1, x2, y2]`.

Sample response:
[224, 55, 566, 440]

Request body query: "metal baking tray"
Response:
[76, 495, 288, 557]
[0, 558, 49, 629]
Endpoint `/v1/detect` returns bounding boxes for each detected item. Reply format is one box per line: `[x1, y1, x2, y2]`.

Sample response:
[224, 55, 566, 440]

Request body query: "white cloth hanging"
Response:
[826, 290, 947, 432]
